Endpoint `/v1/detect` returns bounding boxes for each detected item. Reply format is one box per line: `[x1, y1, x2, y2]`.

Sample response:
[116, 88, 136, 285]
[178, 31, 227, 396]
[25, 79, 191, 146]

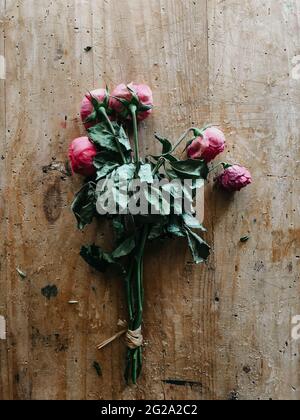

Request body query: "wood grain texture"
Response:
[0, 0, 10, 401]
[0, 0, 299, 400]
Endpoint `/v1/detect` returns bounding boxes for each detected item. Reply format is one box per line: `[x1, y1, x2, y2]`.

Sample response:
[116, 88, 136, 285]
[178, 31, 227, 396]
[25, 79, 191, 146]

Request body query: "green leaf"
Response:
[88, 122, 132, 155]
[115, 163, 136, 183]
[94, 150, 123, 164]
[163, 154, 179, 163]
[72, 183, 96, 230]
[88, 123, 118, 153]
[80, 245, 115, 273]
[81, 237, 135, 274]
[112, 217, 126, 242]
[93, 361, 102, 377]
[182, 213, 207, 231]
[165, 168, 180, 181]
[169, 159, 209, 180]
[148, 217, 169, 240]
[142, 187, 159, 213]
[185, 228, 211, 264]
[151, 154, 179, 163]
[143, 185, 171, 216]
[117, 125, 132, 152]
[154, 134, 173, 155]
[94, 160, 119, 180]
[112, 237, 136, 259]
[95, 164, 135, 214]
[166, 216, 186, 238]
[168, 224, 186, 237]
[148, 224, 164, 240]
[161, 182, 184, 215]
[138, 164, 154, 184]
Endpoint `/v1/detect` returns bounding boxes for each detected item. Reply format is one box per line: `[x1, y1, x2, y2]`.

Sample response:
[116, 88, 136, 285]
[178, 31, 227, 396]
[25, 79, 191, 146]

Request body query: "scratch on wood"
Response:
[162, 379, 203, 388]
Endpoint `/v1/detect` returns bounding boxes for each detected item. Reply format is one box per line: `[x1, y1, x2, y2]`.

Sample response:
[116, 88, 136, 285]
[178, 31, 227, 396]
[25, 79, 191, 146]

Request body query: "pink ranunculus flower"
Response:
[69, 137, 98, 177]
[80, 89, 108, 129]
[217, 165, 252, 192]
[187, 127, 226, 162]
[110, 83, 153, 121]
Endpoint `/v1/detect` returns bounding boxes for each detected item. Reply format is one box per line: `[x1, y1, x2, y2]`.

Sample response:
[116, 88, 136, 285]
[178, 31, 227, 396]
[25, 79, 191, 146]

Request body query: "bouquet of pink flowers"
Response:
[68, 83, 252, 384]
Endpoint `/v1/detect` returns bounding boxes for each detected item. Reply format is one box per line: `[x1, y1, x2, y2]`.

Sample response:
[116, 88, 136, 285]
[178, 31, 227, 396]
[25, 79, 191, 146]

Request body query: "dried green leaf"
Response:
[154, 134, 173, 155]
[185, 228, 211, 264]
[71, 183, 96, 230]
[80, 245, 114, 273]
[93, 361, 102, 377]
[182, 213, 207, 231]
[138, 164, 154, 184]
[112, 237, 136, 259]
[169, 159, 209, 180]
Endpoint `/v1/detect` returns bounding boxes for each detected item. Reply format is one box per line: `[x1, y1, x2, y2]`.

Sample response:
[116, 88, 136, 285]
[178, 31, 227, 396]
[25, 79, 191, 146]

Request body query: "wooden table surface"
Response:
[0, 0, 300, 400]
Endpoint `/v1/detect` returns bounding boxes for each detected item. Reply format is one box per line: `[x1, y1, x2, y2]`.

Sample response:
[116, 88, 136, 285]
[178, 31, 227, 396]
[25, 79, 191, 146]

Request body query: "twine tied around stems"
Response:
[97, 320, 143, 351]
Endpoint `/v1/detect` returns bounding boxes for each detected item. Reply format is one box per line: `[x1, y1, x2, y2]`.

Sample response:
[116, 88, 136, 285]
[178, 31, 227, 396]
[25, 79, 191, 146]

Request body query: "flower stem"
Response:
[99, 107, 126, 164]
[125, 260, 135, 324]
[130, 104, 140, 167]
[171, 127, 196, 153]
[152, 159, 165, 176]
[208, 162, 231, 174]
[134, 226, 149, 327]
[152, 127, 197, 177]
[131, 225, 150, 384]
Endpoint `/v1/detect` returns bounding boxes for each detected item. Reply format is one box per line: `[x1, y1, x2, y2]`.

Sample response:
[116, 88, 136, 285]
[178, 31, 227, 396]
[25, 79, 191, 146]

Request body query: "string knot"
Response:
[97, 321, 143, 351]
[125, 327, 143, 350]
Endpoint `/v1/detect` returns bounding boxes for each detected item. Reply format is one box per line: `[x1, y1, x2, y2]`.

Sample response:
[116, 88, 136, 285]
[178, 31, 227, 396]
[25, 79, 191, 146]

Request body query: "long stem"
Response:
[135, 225, 149, 327]
[171, 127, 196, 153]
[131, 225, 150, 384]
[130, 105, 140, 167]
[99, 107, 126, 164]
[136, 252, 145, 380]
[152, 159, 165, 176]
[152, 127, 197, 177]
[208, 162, 231, 174]
[125, 259, 135, 324]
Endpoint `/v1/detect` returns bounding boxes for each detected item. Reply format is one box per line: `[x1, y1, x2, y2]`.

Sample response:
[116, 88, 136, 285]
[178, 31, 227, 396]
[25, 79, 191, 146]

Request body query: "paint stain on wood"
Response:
[41, 285, 58, 300]
[31, 327, 68, 352]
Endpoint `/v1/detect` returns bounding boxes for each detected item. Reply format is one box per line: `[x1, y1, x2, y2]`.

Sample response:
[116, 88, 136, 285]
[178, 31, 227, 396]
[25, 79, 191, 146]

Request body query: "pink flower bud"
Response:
[217, 165, 252, 192]
[80, 89, 108, 129]
[110, 83, 153, 121]
[69, 137, 98, 177]
[187, 127, 226, 162]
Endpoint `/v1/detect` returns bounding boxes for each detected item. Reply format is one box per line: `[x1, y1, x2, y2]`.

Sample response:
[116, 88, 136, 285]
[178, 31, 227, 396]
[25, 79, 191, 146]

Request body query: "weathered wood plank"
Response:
[3, 0, 97, 400]
[0, 0, 10, 401]
[208, 0, 300, 400]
